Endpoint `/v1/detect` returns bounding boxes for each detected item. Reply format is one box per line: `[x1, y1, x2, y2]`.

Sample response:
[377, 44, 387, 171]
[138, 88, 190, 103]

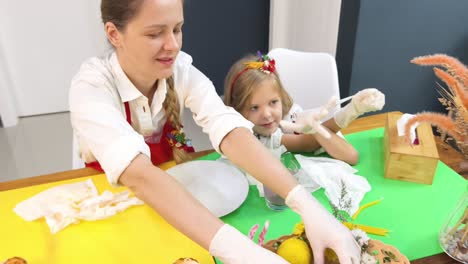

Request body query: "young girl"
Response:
[224, 53, 383, 164]
[70, 1, 361, 263]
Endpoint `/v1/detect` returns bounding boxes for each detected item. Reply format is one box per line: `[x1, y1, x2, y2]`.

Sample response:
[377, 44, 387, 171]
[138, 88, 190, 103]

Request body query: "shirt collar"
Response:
[110, 52, 169, 115]
[151, 77, 167, 115]
[110, 52, 144, 103]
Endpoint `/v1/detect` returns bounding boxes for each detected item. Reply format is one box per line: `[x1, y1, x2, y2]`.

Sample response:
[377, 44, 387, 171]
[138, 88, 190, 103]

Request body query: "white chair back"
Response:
[268, 48, 341, 115]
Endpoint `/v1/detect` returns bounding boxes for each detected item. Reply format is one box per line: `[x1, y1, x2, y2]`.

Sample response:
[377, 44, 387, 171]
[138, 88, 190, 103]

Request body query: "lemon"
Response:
[277, 237, 311, 264]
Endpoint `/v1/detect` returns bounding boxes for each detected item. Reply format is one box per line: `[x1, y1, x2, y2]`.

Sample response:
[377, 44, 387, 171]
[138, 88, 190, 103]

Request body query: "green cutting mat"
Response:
[201, 128, 467, 261]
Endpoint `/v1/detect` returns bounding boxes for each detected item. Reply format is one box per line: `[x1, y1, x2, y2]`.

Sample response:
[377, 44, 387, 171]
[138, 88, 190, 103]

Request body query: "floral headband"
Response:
[230, 51, 276, 94]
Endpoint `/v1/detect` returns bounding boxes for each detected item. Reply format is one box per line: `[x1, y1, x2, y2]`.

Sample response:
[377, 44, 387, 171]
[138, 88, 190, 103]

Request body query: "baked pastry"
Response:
[3, 257, 27, 264]
[173, 257, 199, 264]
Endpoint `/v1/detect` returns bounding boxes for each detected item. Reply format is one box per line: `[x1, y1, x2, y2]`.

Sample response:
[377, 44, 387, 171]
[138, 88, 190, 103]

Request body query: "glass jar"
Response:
[263, 152, 301, 211]
[439, 187, 468, 263]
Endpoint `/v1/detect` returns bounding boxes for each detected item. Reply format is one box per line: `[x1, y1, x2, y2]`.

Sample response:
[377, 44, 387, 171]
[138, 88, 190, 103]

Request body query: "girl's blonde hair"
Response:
[224, 54, 293, 117]
[102, 0, 191, 164]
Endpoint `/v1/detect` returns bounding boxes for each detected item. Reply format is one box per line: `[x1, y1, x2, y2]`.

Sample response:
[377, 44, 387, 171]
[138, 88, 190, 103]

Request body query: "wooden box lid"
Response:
[385, 112, 439, 159]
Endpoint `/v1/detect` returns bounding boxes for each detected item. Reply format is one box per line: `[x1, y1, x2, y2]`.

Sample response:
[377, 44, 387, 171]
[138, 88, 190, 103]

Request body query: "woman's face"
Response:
[241, 78, 283, 137]
[116, 0, 184, 80]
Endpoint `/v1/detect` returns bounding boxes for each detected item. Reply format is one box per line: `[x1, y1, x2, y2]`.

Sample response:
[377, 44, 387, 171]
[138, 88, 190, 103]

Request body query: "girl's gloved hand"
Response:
[280, 97, 338, 139]
[335, 88, 385, 128]
[209, 224, 289, 264]
[286, 185, 361, 264]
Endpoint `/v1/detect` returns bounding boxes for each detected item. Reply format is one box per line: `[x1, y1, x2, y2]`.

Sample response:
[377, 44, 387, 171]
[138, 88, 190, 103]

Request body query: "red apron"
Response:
[85, 102, 194, 172]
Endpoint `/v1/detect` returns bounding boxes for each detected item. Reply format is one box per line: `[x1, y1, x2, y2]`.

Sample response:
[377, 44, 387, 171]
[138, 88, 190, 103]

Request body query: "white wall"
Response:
[270, 0, 342, 56]
[0, 0, 109, 117]
[0, 32, 19, 127]
[1, 0, 341, 118]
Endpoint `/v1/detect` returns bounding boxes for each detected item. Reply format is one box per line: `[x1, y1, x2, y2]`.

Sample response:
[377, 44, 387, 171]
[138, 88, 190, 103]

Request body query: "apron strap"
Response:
[124, 101, 132, 124]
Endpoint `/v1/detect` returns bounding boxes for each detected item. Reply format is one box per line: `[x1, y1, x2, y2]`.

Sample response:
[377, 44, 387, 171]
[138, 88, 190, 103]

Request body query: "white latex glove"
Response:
[335, 88, 385, 128]
[209, 224, 289, 264]
[280, 97, 338, 139]
[286, 185, 361, 264]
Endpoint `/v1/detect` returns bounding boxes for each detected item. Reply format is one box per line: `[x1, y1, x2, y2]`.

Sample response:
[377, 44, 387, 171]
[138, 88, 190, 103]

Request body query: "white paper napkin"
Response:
[397, 113, 419, 143]
[14, 179, 143, 234]
[294, 155, 371, 215]
[14, 179, 98, 221]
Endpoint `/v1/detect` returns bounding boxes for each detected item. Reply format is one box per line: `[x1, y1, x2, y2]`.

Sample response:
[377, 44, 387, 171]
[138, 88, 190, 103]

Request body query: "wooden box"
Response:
[383, 112, 439, 184]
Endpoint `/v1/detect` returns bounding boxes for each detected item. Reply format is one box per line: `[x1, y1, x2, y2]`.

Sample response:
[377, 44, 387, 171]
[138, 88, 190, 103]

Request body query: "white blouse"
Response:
[69, 51, 252, 185]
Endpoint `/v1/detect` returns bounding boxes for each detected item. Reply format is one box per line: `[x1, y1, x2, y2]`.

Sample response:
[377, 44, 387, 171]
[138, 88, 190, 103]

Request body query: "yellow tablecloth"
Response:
[0, 161, 215, 264]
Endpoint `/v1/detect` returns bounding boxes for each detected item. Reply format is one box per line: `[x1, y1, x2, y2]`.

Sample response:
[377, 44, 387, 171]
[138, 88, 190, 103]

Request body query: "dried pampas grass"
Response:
[406, 54, 468, 159]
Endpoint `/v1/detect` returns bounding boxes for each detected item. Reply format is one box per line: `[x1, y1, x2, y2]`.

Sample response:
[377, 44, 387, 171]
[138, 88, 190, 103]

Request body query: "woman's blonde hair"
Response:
[163, 77, 193, 164]
[224, 54, 293, 117]
[102, 0, 192, 164]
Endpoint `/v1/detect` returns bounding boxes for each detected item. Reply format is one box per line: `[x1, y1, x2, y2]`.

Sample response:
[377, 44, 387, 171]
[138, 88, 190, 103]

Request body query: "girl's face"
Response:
[241, 79, 283, 137]
[116, 0, 184, 80]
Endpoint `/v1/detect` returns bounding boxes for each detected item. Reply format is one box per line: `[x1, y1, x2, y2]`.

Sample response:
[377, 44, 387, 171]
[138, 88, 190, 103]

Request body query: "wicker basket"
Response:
[263, 235, 409, 264]
[366, 240, 410, 264]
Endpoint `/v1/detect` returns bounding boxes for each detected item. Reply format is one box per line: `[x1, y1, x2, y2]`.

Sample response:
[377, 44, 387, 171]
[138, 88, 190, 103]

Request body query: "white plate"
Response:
[166, 160, 249, 217]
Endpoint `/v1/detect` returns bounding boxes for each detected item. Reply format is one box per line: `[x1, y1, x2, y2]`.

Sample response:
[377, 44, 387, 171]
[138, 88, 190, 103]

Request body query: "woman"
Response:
[69, 0, 360, 263]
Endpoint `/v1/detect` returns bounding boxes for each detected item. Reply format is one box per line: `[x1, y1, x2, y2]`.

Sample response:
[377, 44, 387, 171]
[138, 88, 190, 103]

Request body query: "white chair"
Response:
[267, 48, 341, 118]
